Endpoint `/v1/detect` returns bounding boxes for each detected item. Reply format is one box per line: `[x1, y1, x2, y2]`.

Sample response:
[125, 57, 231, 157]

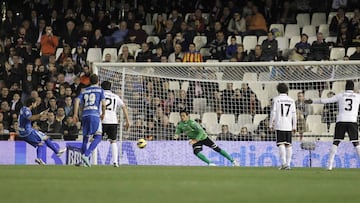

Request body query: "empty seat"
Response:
[168, 81, 180, 90]
[269, 24, 284, 37]
[253, 114, 268, 127]
[345, 12, 354, 20]
[242, 35, 258, 53]
[285, 24, 300, 39]
[169, 112, 180, 126]
[181, 81, 189, 91]
[102, 48, 118, 62]
[304, 90, 320, 99]
[237, 114, 253, 126]
[325, 36, 337, 44]
[318, 24, 330, 38]
[86, 48, 102, 63]
[146, 36, 160, 45]
[277, 36, 289, 52]
[242, 72, 257, 81]
[189, 113, 201, 120]
[312, 12, 327, 26]
[55, 48, 63, 60]
[346, 47, 356, 57]
[310, 104, 324, 115]
[220, 114, 236, 126]
[289, 36, 301, 49]
[142, 25, 154, 35]
[307, 36, 317, 44]
[193, 36, 208, 50]
[202, 112, 218, 127]
[330, 47, 346, 60]
[288, 89, 302, 100]
[257, 35, 268, 45]
[296, 13, 311, 28]
[305, 115, 322, 132]
[302, 25, 316, 37]
[327, 12, 337, 24]
[193, 98, 207, 114]
[331, 81, 346, 93]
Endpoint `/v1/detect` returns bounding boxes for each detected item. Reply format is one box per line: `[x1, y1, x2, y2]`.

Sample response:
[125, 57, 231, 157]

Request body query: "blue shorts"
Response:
[82, 115, 102, 137]
[22, 130, 47, 148]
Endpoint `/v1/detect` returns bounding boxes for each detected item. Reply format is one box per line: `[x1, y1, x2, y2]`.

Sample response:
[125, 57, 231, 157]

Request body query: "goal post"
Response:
[93, 61, 360, 143]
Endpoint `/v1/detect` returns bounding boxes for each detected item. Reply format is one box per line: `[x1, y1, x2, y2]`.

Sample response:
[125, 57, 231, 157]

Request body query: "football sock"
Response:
[45, 139, 58, 154]
[286, 146, 292, 167]
[219, 149, 234, 162]
[278, 144, 286, 166]
[82, 135, 89, 154]
[196, 152, 211, 164]
[355, 145, 360, 158]
[328, 144, 338, 169]
[36, 145, 45, 159]
[85, 134, 102, 157]
[111, 142, 118, 164]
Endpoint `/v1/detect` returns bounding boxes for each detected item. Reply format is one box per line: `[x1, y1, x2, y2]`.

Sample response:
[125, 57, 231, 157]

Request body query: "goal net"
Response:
[93, 61, 360, 142]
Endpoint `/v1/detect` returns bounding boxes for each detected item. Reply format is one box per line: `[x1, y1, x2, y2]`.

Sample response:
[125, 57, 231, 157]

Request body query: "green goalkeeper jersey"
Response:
[175, 119, 207, 140]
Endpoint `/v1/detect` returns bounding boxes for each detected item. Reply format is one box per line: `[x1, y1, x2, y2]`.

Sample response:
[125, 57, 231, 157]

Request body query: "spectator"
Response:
[255, 116, 276, 141]
[57, 44, 72, 66]
[169, 10, 183, 34]
[244, 92, 262, 116]
[154, 13, 166, 36]
[64, 96, 74, 117]
[329, 7, 349, 36]
[231, 44, 248, 62]
[218, 124, 234, 141]
[308, 32, 330, 61]
[292, 33, 311, 61]
[117, 45, 135, 62]
[227, 12, 246, 36]
[295, 91, 309, 139]
[88, 28, 105, 49]
[136, 42, 153, 62]
[245, 5, 267, 37]
[105, 21, 128, 48]
[127, 22, 147, 45]
[158, 115, 176, 140]
[209, 30, 228, 61]
[168, 43, 184, 62]
[277, 0, 296, 24]
[160, 33, 174, 57]
[9, 92, 22, 115]
[0, 122, 10, 135]
[336, 23, 352, 48]
[61, 19, 79, 49]
[226, 36, 238, 59]
[72, 45, 86, 68]
[261, 31, 278, 61]
[38, 111, 63, 134]
[40, 26, 59, 65]
[188, 9, 206, 34]
[238, 126, 253, 141]
[247, 45, 266, 62]
[175, 89, 192, 112]
[182, 43, 203, 62]
[63, 116, 79, 141]
[349, 44, 360, 60]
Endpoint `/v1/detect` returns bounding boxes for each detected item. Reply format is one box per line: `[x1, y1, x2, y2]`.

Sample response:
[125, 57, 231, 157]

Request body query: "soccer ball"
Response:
[137, 138, 147, 149]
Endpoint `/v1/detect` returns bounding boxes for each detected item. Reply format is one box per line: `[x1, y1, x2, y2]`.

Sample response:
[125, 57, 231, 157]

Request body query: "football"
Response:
[137, 138, 147, 149]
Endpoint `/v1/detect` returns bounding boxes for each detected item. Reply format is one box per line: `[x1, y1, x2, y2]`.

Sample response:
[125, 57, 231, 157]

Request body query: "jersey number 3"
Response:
[345, 98, 352, 111]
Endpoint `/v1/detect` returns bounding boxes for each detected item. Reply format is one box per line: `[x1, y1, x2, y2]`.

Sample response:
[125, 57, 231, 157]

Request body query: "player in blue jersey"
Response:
[18, 97, 66, 165]
[73, 74, 106, 167]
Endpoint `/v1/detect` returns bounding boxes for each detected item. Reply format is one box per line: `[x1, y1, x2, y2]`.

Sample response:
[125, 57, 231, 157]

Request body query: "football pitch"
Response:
[0, 165, 359, 203]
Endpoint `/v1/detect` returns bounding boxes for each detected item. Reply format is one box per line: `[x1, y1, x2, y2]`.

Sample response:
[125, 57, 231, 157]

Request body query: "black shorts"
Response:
[102, 124, 118, 140]
[334, 122, 358, 141]
[276, 130, 292, 145]
[192, 137, 218, 150]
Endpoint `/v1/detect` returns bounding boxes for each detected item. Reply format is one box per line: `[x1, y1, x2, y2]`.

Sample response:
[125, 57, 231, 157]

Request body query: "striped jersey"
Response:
[102, 90, 124, 124]
[314, 90, 360, 122]
[269, 93, 297, 131]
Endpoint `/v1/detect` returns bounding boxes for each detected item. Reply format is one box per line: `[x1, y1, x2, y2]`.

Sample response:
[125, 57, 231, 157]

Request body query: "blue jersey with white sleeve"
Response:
[18, 106, 35, 137]
[77, 85, 105, 118]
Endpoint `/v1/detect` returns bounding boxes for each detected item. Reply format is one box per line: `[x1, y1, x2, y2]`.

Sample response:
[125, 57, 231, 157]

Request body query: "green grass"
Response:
[0, 166, 359, 203]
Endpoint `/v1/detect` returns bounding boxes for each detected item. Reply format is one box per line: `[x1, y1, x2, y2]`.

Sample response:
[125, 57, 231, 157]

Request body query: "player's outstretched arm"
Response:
[73, 98, 80, 122]
[122, 105, 130, 131]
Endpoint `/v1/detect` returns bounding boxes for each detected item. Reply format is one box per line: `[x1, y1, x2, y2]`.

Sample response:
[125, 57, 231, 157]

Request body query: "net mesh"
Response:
[95, 61, 360, 142]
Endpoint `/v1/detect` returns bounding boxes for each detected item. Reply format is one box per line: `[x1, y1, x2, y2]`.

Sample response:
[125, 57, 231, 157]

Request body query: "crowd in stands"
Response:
[0, 0, 359, 141]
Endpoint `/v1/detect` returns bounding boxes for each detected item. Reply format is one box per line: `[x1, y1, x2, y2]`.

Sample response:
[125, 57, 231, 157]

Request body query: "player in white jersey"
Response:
[269, 83, 297, 170]
[101, 81, 130, 167]
[305, 80, 360, 170]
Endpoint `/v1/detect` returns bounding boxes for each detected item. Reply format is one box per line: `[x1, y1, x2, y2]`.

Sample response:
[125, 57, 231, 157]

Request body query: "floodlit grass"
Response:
[0, 165, 359, 203]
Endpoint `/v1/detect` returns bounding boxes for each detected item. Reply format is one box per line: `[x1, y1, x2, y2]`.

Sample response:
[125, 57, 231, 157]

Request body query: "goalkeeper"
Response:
[174, 110, 239, 166]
